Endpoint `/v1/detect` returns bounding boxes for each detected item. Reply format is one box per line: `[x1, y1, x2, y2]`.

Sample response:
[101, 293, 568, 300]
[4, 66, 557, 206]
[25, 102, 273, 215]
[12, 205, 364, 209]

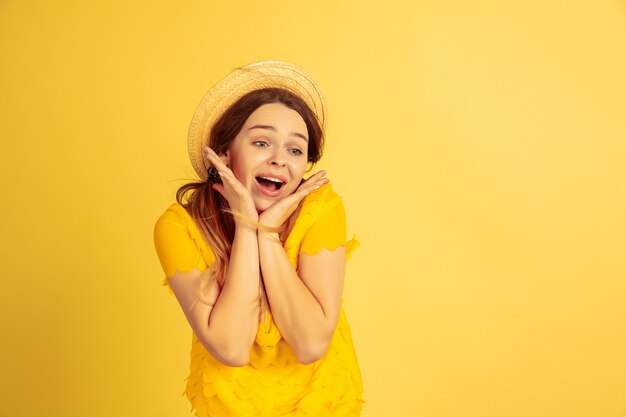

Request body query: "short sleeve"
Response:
[153, 205, 212, 291]
[300, 197, 359, 259]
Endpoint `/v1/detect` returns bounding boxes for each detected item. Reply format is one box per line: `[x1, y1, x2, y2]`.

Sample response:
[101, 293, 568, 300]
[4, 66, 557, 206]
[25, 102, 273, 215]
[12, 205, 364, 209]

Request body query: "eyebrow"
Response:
[247, 125, 308, 142]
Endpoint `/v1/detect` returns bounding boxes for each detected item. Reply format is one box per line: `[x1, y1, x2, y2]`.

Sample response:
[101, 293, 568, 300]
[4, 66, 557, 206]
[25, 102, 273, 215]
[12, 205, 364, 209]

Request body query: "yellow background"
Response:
[1, 1, 625, 416]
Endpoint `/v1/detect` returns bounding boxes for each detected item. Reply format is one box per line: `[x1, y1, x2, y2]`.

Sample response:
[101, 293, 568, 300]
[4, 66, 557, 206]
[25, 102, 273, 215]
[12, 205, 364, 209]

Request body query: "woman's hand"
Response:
[203, 146, 259, 225]
[259, 170, 329, 229]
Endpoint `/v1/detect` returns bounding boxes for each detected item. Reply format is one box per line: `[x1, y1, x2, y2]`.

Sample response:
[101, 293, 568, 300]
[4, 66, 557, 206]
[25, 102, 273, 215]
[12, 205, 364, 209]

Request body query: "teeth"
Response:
[259, 176, 283, 184]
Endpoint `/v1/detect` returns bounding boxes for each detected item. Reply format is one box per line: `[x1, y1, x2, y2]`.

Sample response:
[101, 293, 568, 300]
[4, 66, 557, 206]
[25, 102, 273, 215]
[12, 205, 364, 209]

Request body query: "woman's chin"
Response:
[253, 187, 296, 214]
[254, 198, 274, 214]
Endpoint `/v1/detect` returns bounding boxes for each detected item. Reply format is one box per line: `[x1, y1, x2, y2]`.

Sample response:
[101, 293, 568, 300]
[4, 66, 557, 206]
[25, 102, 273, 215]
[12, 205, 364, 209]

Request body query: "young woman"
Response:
[154, 61, 364, 416]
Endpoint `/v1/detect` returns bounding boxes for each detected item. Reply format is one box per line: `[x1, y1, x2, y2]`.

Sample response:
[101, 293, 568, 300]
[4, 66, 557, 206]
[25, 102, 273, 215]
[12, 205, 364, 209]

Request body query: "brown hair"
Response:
[175, 88, 324, 322]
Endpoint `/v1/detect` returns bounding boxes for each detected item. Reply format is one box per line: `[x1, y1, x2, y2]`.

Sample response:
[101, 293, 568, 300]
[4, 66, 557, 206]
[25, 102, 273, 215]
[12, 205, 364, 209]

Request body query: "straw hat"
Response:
[188, 61, 327, 181]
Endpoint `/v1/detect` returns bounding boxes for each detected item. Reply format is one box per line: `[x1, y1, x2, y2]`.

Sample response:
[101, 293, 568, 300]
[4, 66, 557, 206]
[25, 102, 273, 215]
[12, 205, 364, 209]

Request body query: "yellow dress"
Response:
[153, 183, 365, 417]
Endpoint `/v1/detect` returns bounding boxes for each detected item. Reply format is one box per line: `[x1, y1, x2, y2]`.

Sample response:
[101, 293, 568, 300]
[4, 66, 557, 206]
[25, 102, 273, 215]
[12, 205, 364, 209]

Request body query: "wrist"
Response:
[257, 229, 281, 244]
[258, 213, 280, 229]
[234, 219, 258, 232]
[232, 209, 259, 228]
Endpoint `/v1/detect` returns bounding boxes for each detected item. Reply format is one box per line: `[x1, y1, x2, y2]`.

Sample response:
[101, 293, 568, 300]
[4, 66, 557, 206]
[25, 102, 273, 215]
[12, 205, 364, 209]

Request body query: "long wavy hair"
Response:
[176, 88, 324, 324]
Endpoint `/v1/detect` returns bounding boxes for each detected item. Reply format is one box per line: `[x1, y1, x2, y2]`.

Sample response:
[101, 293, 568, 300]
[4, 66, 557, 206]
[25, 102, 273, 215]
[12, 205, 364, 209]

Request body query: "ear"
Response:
[218, 149, 231, 167]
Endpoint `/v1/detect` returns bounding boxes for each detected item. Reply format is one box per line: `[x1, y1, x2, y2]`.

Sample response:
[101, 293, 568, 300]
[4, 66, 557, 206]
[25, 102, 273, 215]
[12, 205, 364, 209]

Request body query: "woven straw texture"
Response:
[188, 61, 326, 181]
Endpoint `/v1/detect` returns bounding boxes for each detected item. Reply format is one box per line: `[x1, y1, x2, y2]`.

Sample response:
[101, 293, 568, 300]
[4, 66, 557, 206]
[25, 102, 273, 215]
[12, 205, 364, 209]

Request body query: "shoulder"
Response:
[300, 183, 343, 219]
[153, 202, 203, 249]
[156, 202, 191, 226]
[285, 183, 345, 245]
[154, 202, 199, 235]
[305, 182, 342, 203]
[154, 202, 215, 272]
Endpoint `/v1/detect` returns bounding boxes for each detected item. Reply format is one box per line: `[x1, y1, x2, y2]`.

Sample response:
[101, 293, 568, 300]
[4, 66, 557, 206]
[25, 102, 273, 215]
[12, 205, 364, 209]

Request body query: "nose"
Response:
[269, 149, 286, 167]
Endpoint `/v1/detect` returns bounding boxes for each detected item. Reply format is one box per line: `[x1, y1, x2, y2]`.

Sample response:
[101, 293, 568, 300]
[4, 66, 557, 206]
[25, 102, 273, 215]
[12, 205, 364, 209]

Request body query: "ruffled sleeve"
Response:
[291, 184, 359, 261]
[153, 203, 215, 293]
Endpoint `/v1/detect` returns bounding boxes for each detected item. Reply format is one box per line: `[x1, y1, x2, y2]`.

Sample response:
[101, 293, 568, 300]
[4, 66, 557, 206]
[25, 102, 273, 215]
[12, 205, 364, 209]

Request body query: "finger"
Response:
[212, 177, 246, 207]
[292, 179, 328, 201]
[295, 172, 327, 193]
[216, 170, 241, 189]
[203, 147, 225, 168]
[301, 170, 326, 184]
[288, 187, 318, 205]
[298, 176, 329, 193]
[295, 171, 323, 189]
[212, 168, 250, 200]
[203, 147, 231, 173]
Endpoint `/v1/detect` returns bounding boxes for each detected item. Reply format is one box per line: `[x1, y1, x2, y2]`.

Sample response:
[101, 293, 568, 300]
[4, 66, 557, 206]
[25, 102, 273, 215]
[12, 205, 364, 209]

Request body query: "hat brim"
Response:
[188, 61, 326, 181]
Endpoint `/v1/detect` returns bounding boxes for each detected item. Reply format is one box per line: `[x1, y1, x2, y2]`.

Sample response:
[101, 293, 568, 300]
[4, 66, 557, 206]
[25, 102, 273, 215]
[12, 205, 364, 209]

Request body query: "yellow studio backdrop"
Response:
[1, 1, 625, 416]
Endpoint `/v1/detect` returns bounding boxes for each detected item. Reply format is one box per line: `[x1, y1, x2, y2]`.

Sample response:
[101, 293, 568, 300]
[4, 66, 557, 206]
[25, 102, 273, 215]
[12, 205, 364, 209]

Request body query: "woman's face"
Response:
[225, 102, 309, 213]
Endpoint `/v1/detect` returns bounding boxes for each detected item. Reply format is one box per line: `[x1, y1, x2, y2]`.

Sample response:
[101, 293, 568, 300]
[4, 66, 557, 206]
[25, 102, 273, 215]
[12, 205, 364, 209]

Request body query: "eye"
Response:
[288, 148, 304, 156]
[253, 140, 269, 148]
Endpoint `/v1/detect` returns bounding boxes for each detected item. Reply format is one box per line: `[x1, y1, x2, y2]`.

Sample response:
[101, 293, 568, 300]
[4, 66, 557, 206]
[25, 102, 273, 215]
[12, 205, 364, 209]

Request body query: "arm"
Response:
[155, 220, 260, 367]
[258, 232, 346, 364]
[157, 147, 260, 366]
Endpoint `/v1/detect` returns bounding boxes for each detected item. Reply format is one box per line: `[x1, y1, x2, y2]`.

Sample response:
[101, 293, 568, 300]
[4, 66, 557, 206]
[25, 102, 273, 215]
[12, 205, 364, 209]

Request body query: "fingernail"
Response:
[203, 146, 208, 153]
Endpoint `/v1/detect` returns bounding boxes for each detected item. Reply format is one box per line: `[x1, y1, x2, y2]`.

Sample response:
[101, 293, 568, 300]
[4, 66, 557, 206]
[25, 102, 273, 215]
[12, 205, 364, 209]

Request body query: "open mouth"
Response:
[255, 176, 285, 192]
